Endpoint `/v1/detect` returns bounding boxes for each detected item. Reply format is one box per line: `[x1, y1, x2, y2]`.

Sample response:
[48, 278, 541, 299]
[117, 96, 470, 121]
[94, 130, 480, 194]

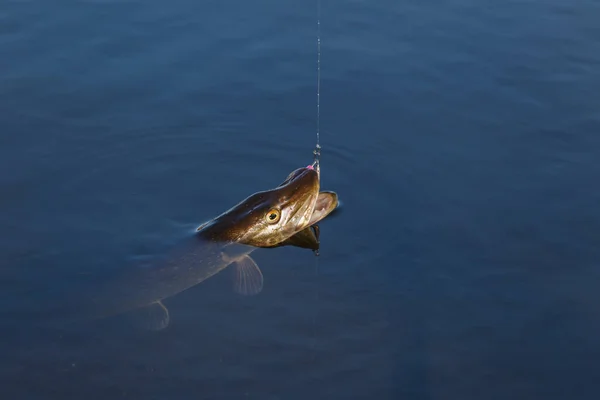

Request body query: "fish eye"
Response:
[265, 208, 281, 224]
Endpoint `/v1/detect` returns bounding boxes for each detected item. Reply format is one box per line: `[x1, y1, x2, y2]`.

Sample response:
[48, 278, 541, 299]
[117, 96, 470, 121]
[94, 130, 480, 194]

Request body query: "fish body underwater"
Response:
[76, 164, 339, 329]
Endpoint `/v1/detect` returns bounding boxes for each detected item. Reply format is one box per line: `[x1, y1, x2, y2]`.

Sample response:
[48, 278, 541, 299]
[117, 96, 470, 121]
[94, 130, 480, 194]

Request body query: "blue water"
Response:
[2, 0, 600, 398]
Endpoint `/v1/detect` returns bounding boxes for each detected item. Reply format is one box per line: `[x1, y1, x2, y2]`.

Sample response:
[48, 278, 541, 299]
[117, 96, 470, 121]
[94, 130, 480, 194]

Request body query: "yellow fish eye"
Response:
[265, 208, 281, 224]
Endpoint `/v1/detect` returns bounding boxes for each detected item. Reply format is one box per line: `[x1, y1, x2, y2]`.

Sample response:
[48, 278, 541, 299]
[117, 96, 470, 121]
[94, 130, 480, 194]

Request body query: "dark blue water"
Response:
[2, 0, 600, 398]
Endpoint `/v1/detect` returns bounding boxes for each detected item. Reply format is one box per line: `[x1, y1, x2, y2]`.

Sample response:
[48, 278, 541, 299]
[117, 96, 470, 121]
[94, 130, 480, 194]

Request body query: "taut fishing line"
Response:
[312, 0, 322, 169]
[311, 0, 322, 360]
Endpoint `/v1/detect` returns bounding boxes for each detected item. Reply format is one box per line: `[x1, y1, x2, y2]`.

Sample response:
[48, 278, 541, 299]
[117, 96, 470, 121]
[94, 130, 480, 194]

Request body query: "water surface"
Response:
[2, 0, 600, 398]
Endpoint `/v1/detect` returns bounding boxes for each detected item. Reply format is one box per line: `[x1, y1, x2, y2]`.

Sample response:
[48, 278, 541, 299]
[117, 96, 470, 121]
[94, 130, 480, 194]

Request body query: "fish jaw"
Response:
[197, 166, 321, 247]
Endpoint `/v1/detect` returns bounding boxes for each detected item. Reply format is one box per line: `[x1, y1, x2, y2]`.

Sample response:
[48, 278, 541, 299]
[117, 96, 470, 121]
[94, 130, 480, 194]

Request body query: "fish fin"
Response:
[129, 300, 170, 331]
[308, 191, 339, 225]
[231, 255, 264, 296]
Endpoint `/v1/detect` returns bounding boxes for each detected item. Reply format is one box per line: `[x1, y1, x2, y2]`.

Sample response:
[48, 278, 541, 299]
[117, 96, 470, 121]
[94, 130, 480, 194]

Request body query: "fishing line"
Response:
[313, 0, 322, 167]
[311, 0, 322, 361]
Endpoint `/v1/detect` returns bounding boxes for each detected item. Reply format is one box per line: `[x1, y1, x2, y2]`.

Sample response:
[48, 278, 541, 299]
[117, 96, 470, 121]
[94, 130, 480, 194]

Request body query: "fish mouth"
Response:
[277, 166, 320, 231]
[278, 161, 319, 187]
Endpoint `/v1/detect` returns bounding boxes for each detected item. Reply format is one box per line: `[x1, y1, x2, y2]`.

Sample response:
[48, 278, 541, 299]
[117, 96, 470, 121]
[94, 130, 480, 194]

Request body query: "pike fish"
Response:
[83, 163, 338, 329]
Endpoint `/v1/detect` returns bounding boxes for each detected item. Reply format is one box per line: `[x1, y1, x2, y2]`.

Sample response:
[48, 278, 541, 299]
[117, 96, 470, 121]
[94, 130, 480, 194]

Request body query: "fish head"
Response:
[197, 164, 322, 247]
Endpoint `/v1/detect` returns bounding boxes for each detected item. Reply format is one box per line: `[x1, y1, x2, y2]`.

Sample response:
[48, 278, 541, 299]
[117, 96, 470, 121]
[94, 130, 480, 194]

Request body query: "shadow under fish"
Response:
[79, 163, 339, 330]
